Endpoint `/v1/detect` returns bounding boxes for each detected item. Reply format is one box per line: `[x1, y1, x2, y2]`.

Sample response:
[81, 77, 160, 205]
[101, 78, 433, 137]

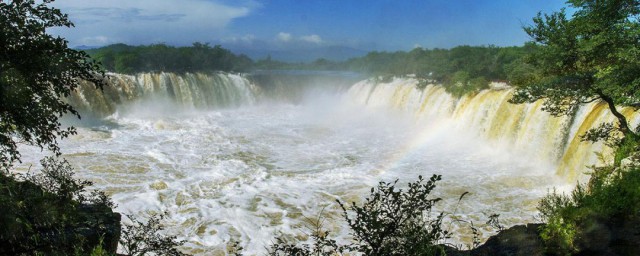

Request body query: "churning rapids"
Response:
[17, 72, 640, 255]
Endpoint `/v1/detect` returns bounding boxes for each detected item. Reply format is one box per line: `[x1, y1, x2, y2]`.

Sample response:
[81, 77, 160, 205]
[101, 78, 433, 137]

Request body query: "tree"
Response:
[510, 0, 640, 163]
[0, 0, 105, 171]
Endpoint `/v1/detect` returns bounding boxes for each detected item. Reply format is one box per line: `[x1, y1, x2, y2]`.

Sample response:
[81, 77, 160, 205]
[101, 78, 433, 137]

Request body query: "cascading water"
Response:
[348, 77, 640, 181]
[68, 72, 259, 117]
[18, 72, 639, 255]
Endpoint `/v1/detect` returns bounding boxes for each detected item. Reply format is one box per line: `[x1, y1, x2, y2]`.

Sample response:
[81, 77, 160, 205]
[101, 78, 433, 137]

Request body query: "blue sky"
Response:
[50, 0, 568, 53]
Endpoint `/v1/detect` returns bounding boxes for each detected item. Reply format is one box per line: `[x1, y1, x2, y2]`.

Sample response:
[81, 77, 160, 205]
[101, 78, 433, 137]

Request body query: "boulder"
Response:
[471, 224, 545, 256]
[442, 224, 545, 256]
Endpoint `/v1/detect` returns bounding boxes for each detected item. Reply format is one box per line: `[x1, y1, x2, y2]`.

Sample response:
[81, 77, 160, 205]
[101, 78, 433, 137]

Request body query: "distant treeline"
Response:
[87, 43, 538, 95]
[254, 44, 539, 95]
[85, 43, 253, 74]
[357, 44, 538, 95]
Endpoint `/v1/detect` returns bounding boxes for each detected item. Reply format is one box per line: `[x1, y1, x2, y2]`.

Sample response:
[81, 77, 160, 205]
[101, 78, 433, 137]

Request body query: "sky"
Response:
[49, 0, 568, 55]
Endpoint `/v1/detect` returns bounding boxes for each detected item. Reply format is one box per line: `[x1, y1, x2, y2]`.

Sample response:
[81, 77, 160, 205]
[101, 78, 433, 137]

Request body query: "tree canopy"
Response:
[509, 0, 640, 153]
[0, 0, 105, 171]
[85, 43, 253, 74]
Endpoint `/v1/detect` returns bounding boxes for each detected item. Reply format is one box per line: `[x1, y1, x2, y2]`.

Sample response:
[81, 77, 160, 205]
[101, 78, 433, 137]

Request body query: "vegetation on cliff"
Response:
[0, 157, 120, 255]
[0, 0, 105, 171]
[0, 0, 119, 254]
[0, 1, 185, 255]
[509, 0, 640, 164]
[509, 1, 640, 254]
[85, 43, 253, 74]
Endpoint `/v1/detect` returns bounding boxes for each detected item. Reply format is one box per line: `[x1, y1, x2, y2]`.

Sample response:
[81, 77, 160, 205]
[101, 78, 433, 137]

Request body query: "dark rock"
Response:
[575, 215, 640, 256]
[471, 223, 545, 256]
[443, 224, 545, 256]
[75, 204, 122, 253]
[442, 245, 471, 256]
[445, 219, 640, 256]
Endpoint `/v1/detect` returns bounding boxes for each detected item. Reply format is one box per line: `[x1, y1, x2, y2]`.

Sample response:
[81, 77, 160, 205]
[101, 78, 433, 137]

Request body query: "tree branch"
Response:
[596, 89, 633, 136]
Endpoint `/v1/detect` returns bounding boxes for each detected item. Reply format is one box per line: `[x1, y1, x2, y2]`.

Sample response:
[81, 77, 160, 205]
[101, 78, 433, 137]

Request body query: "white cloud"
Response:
[271, 32, 326, 49]
[240, 34, 256, 43]
[276, 32, 292, 42]
[222, 34, 256, 44]
[49, 0, 259, 46]
[81, 36, 112, 45]
[300, 34, 322, 44]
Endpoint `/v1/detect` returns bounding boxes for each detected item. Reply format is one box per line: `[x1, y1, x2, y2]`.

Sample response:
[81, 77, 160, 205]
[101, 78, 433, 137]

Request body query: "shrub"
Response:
[0, 157, 120, 255]
[339, 175, 448, 255]
[269, 175, 449, 256]
[0, 156, 186, 256]
[537, 165, 640, 254]
[120, 212, 187, 256]
[442, 71, 489, 97]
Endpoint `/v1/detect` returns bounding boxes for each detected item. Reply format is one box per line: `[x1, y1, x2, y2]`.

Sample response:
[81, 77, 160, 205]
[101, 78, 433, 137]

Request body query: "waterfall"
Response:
[69, 73, 640, 180]
[346, 77, 640, 180]
[69, 71, 361, 117]
[68, 72, 258, 117]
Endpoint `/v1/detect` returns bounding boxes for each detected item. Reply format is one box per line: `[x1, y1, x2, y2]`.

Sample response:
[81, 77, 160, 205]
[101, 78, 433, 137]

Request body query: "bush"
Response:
[538, 165, 640, 254]
[0, 157, 120, 255]
[442, 71, 489, 97]
[0, 156, 187, 256]
[120, 212, 187, 256]
[269, 175, 449, 256]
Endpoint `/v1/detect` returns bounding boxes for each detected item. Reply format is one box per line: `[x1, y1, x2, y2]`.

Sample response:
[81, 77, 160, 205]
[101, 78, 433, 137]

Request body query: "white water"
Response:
[18, 73, 590, 255]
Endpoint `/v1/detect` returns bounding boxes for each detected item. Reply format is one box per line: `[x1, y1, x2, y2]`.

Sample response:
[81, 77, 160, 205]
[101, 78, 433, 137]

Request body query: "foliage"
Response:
[1, 2, 187, 256]
[538, 188, 580, 255]
[87, 239, 110, 256]
[486, 213, 504, 232]
[0, 0, 105, 171]
[268, 231, 346, 256]
[0, 157, 118, 256]
[84, 41, 538, 100]
[253, 56, 346, 71]
[537, 166, 640, 254]
[119, 212, 187, 256]
[338, 175, 448, 255]
[86, 43, 253, 74]
[509, 0, 640, 155]
[269, 175, 449, 256]
[339, 45, 532, 96]
[239, 44, 535, 97]
[520, 1, 640, 253]
[0, 110, 186, 256]
[27, 157, 114, 207]
[441, 71, 489, 97]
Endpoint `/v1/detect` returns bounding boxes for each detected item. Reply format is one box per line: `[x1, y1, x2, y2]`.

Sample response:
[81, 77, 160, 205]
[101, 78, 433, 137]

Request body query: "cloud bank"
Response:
[50, 0, 258, 46]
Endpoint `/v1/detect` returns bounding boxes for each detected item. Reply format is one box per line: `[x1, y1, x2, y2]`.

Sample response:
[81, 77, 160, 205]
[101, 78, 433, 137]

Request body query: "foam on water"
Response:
[17, 88, 567, 255]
